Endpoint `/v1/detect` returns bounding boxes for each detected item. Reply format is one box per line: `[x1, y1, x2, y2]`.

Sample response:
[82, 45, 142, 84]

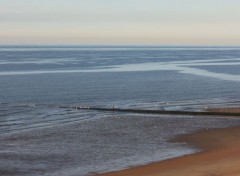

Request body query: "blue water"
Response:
[1, 46, 240, 176]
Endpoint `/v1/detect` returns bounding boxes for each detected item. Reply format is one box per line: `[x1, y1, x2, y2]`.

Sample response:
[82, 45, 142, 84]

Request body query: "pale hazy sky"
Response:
[1, 0, 240, 45]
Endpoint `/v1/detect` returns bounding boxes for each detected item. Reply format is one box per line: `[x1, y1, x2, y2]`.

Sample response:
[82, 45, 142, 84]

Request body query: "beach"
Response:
[1, 46, 240, 176]
[99, 110, 240, 176]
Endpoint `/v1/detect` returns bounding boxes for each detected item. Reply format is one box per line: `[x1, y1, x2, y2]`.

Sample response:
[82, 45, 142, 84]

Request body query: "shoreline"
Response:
[97, 108, 240, 176]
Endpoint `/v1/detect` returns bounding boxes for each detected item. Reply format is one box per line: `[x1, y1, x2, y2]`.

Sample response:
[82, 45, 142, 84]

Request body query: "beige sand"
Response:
[208, 107, 240, 113]
[98, 109, 240, 176]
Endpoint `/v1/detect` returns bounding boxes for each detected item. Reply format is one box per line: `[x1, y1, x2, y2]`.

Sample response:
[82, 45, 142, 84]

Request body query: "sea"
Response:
[1, 46, 240, 176]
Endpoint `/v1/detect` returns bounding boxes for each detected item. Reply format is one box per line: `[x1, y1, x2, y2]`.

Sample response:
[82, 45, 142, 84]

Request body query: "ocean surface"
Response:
[1, 46, 240, 176]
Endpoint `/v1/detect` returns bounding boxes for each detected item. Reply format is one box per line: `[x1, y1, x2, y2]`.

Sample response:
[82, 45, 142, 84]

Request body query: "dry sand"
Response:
[98, 108, 240, 176]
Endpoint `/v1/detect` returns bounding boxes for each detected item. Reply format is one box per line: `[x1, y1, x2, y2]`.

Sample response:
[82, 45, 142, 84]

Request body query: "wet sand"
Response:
[208, 107, 240, 113]
[98, 109, 240, 176]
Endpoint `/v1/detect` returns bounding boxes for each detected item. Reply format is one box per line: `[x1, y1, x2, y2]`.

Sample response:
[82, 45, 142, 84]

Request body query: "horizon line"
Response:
[1, 44, 240, 47]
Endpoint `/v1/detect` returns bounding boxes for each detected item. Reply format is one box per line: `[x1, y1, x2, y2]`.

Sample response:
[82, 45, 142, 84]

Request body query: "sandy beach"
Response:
[208, 107, 240, 113]
[99, 109, 240, 176]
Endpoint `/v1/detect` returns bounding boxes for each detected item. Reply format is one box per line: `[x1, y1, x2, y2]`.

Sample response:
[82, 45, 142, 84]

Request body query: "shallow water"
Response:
[1, 46, 240, 175]
[1, 112, 240, 176]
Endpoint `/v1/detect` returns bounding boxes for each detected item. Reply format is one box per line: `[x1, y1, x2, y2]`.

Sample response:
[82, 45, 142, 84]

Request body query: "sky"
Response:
[1, 0, 240, 45]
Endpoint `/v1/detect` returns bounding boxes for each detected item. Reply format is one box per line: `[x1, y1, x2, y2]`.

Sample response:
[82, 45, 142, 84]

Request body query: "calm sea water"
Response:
[1, 46, 240, 175]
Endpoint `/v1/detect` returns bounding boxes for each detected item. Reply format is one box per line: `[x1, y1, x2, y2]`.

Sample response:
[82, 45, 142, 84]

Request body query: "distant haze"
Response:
[1, 0, 240, 45]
